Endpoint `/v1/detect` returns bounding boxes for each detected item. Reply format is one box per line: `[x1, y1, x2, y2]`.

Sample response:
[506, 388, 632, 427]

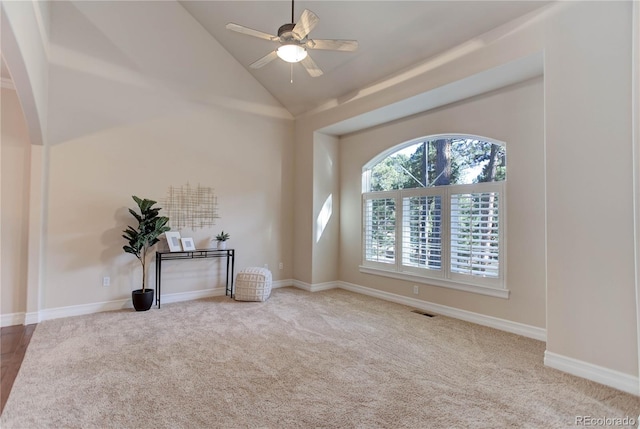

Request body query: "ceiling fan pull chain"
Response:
[290, 63, 294, 83]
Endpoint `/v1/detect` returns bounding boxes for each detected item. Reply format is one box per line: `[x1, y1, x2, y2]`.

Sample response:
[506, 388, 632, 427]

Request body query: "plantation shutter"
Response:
[363, 195, 397, 265]
[401, 194, 442, 271]
[450, 191, 500, 278]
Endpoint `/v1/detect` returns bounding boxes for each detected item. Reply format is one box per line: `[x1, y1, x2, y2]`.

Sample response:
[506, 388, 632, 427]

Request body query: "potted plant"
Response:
[122, 196, 170, 311]
[215, 231, 230, 250]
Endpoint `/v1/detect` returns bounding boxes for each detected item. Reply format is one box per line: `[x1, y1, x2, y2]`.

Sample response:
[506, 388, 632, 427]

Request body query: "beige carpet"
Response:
[1, 287, 638, 428]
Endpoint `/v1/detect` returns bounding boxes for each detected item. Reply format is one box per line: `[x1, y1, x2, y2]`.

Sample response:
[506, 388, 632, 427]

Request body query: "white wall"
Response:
[340, 78, 545, 327]
[1, 87, 32, 322]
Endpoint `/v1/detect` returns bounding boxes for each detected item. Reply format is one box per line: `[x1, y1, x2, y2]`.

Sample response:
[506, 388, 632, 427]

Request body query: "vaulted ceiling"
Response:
[1, 1, 549, 117]
[180, 1, 549, 116]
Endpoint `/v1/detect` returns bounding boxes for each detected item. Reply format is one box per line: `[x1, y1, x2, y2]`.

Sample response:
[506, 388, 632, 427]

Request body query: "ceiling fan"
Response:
[225, 0, 358, 78]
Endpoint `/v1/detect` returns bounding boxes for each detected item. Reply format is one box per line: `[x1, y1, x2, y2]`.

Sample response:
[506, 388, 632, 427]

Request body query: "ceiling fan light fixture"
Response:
[277, 44, 307, 63]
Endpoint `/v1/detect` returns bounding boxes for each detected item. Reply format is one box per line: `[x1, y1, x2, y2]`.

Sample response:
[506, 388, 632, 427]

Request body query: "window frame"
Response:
[360, 135, 509, 299]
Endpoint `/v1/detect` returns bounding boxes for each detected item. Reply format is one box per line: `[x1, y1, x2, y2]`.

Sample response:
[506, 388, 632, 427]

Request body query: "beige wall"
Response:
[0, 0, 49, 146]
[340, 78, 545, 328]
[296, 1, 638, 380]
[312, 133, 340, 285]
[544, 1, 636, 376]
[36, 1, 294, 309]
[44, 106, 292, 308]
[1, 87, 32, 318]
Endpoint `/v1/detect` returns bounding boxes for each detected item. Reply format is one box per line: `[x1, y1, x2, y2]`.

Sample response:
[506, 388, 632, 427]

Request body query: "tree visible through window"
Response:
[362, 136, 506, 291]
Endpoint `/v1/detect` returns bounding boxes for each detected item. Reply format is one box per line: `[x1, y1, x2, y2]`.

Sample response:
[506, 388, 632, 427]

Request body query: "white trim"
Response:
[338, 282, 547, 341]
[25, 312, 40, 325]
[292, 279, 338, 292]
[338, 280, 544, 341]
[10, 283, 295, 325]
[31, 288, 229, 322]
[39, 298, 131, 321]
[359, 266, 510, 299]
[272, 279, 293, 289]
[1, 312, 26, 327]
[544, 351, 639, 396]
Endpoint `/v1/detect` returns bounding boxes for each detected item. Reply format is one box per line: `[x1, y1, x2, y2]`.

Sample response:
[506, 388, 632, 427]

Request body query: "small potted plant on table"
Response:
[216, 231, 230, 250]
[122, 196, 170, 311]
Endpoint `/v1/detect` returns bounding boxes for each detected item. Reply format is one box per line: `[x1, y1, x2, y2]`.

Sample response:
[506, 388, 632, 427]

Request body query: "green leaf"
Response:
[124, 195, 173, 290]
[128, 208, 142, 223]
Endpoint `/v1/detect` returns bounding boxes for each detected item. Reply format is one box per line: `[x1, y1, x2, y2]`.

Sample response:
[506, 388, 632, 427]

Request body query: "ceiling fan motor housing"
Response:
[278, 23, 298, 41]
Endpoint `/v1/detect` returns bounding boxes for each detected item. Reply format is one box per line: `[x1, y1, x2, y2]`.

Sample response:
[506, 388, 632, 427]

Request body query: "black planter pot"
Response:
[132, 288, 154, 311]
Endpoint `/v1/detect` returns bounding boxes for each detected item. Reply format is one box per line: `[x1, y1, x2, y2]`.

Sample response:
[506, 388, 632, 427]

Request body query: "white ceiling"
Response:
[179, 1, 548, 117]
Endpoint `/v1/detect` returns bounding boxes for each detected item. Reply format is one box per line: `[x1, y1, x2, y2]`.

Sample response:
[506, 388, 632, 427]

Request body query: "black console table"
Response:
[155, 248, 235, 308]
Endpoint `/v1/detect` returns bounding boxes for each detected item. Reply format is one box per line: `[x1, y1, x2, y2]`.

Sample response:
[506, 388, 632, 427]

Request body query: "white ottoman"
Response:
[235, 267, 272, 302]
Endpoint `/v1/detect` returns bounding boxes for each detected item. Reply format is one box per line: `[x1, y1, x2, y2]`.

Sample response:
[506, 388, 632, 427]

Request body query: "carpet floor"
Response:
[1, 287, 638, 428]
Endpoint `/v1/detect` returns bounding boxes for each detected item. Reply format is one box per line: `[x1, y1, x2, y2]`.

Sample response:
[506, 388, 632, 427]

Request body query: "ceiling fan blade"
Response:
[226, 23, 278, 42]
[306, 39, 359, 52]
[250, 51, 278, 69]
[300, 55, 323, 77]
[292, 9, 319, 40]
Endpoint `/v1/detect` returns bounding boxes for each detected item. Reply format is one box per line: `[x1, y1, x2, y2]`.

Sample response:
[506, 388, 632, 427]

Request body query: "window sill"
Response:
[358, 265, 510, 299]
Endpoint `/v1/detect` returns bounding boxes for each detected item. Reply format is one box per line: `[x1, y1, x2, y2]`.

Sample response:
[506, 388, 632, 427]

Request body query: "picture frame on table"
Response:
[181, 237, 196, 251]
[165, 231, 182, 252]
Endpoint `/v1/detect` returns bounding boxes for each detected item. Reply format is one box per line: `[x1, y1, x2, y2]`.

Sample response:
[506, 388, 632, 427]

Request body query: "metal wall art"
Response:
[163, 183, 219, 230]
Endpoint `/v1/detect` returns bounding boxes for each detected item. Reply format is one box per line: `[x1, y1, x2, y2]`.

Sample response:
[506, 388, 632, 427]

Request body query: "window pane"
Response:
[450, 192, 500, 278]
[364, 138, 506, 192]
[370, 142, 424, 191]
[451, 140, 506, 185]
[364, 198, 396, 264]
[402, 195, 442, 270]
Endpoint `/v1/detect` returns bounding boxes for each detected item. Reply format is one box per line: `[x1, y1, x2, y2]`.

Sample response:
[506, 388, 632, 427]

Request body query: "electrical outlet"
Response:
[103, 276, 110, 287]
[264, 264, 269, 270]
[413, 285, 419, 295]
[279, 262, 283, 270]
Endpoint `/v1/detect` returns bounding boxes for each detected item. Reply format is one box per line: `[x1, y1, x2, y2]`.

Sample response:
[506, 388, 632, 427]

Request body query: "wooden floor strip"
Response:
[1, 324, 36, 415]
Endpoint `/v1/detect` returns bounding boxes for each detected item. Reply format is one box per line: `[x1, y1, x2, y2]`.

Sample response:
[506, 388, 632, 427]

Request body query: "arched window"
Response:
[361, 135, 507, 296]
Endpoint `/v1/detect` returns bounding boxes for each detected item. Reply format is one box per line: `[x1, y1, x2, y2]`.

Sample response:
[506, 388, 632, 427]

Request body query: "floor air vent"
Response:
[411, 310, 436, 318]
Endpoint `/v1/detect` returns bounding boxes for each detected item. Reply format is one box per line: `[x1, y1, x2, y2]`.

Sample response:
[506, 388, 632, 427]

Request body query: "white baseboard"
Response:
[14, 282, 294, 325]
[272, 279, 293, 289]
[25, 312, 40, 325]
[1, 312, 26, 327]
[333, 280, 637, 395]
[285, 279, 545, 341]
[33, 288, 228, 322]
[292, 279, 339, 292]
[544, 351, 639, 396]
[337, 281, 547, 341]
[39, 298, 131, 322]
